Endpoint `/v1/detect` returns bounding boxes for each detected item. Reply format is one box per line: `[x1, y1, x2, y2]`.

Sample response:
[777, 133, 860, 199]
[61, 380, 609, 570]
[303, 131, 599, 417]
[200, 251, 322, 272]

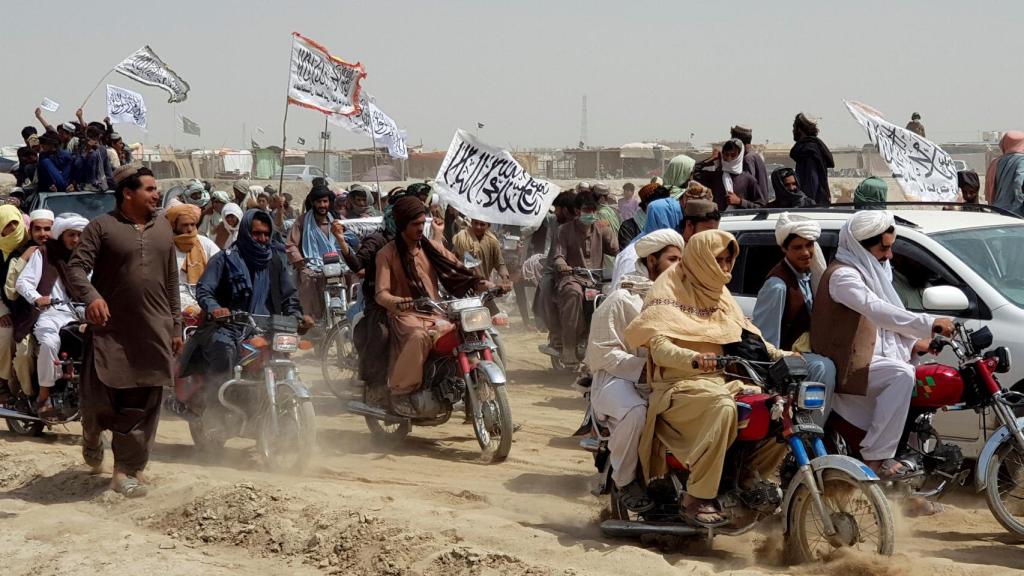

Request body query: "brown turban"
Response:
[392, 196, 427, 232]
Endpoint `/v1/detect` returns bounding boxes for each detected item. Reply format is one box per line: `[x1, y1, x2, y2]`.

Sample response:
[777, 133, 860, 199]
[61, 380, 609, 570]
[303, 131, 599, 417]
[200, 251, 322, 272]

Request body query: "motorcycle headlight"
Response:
[460, 307, 492, 332]
[796, 382, 827, 410]
[273, 333, 299, 353]
[323, 262, 343, 278]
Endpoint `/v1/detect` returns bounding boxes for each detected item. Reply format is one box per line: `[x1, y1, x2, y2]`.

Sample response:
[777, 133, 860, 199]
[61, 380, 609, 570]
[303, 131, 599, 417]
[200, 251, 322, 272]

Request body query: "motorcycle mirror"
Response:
[922, 286, 969, 312]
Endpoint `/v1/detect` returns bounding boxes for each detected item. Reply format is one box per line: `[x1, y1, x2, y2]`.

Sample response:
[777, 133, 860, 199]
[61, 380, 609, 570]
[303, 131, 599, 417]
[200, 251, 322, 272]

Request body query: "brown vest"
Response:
[811, 262, 876, 396]
[766, 261, 811, 351]
[11, 245, 59, 342]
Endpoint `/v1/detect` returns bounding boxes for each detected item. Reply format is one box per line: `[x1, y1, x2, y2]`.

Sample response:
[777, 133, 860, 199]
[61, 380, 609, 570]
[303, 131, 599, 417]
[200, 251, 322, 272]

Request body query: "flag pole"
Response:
[80, 66, 116, 109]
[369, 131, 382, 211]
[278, 103, 289, 195]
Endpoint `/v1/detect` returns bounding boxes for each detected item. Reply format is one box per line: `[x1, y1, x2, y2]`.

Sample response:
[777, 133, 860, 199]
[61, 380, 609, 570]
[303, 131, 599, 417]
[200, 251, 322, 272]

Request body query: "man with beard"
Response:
[375, 197, 490, 416]
[584, 229, 685, 512]
[694, 139, 764, 210]
[767, 167, 815, 208]
[16, 214, 88, 418]
[790, 113, 835, 206]
[286, 181, 348, 325]
[66, 166, 181, 497]
[537, 191, 577, 345]
[341, 185, 375, 218]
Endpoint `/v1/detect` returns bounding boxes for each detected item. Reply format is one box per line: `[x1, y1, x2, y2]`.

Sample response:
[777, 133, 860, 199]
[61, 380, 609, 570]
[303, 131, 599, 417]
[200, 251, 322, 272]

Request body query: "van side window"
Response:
[891, 240, 989, 319]
[731, 230, 838, 298]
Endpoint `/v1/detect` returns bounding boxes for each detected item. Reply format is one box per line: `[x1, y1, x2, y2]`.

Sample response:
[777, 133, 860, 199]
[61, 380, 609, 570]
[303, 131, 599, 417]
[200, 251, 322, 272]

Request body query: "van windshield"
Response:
[933, 224, 1024, 308]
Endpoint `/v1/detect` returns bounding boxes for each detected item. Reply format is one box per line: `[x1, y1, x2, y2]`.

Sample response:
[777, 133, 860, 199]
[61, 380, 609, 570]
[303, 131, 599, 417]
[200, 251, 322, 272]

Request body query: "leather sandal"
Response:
[681, 499, 729, 528]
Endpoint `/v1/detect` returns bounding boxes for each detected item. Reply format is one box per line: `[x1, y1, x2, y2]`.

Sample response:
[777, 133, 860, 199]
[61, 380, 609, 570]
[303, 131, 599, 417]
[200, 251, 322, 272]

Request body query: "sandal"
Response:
[875, 459, 922, 482]
[904, 497, 944, 518]
[113, 476, 148, 498]
[680, 498, 729, 528]
[618, 481, 655, 513]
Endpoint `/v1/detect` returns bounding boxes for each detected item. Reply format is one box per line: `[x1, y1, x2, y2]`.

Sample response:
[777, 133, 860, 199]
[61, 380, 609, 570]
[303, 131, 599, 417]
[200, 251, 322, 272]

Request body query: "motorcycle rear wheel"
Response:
[320, 321, 360, 400]
[984, 441, 1024, 541]
[786, 469, 894, 563]
[469, 366, 513, 462]
[6, 418, 44, 437]
[365, 417, 412, 441]
[257, 385, 317, 472]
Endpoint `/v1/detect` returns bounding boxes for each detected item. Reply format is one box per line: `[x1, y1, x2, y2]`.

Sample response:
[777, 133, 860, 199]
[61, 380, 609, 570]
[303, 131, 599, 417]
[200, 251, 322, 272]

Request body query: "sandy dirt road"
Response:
[0, 328, 1021, 575]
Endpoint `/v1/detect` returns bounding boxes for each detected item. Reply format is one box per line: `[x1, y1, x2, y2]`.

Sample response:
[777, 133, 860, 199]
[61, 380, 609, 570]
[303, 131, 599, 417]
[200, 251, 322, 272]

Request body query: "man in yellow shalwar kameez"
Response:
[625, 229, 790, 527]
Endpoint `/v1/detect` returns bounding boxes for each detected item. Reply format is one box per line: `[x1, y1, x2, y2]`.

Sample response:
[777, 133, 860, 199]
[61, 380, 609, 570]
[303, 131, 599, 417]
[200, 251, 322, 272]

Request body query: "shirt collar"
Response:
[784, 258, 811, 281]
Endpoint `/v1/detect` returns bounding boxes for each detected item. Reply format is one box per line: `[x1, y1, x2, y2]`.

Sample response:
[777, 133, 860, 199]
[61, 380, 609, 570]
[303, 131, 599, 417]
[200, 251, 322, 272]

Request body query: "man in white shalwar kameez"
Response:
[585, 229, 685, 512]
[814, 211, 952, 478]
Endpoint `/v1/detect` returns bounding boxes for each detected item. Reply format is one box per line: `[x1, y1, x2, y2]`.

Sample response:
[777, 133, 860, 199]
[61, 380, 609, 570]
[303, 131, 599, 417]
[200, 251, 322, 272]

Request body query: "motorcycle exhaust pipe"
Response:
[0, 407, 46, 425]
[600, 519, 701, 538]
[346, 400, 412, 425]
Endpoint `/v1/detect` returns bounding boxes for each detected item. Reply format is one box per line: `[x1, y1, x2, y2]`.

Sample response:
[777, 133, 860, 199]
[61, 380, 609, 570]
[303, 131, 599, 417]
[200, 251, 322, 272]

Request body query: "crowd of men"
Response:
[3, 107, 1021, 512]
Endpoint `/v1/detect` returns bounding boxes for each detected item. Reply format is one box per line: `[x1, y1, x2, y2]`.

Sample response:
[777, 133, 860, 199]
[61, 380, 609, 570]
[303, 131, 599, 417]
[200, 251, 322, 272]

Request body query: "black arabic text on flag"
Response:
[115, 45, 190, 103]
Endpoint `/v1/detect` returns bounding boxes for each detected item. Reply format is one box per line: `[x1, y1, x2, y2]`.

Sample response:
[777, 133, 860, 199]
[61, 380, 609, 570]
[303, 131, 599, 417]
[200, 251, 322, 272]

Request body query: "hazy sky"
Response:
[4, 0, 1021, 152]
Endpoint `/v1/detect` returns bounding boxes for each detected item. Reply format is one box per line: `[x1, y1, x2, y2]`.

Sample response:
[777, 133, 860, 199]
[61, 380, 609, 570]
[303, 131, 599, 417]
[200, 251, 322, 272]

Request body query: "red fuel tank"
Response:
[912, 363, 964, 409]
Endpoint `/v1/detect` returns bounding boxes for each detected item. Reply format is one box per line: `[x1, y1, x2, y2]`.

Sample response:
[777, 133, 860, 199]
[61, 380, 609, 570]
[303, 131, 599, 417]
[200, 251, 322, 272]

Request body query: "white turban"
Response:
[774, 212, 822, 246]
[634, 229, 686, 259]
[848, 210, 896, 242]
[29, 209, 54, 223]
[52, 214, 88, 240]
[835, 210, 902, 308]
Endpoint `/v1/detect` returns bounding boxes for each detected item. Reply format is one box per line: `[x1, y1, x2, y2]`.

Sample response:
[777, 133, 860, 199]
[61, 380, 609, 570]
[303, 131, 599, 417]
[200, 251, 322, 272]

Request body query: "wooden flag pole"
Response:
[278, 102, 289, 195]
[369, 130, 382, 211]
[80, 66, 117, 109]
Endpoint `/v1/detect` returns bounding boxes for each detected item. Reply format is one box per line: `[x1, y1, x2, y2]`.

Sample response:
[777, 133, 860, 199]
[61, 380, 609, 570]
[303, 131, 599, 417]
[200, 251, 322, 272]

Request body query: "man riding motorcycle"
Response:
[184, 209, 312, 390]
[584, 229, 685, 513]
[811, 210, 953, 479]
[374, 197, 496, 417]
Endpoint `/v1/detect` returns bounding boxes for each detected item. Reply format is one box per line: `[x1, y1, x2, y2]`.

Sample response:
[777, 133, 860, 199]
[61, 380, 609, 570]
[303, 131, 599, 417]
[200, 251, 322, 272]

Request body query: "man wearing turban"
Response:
[584, 229, 684, 513]
[375, 197, 490, 417]
[165, 204, 220, 308]
[811, 211, 952, 479]
[285, 181, 352, 324]
[751, 213, 835, 424]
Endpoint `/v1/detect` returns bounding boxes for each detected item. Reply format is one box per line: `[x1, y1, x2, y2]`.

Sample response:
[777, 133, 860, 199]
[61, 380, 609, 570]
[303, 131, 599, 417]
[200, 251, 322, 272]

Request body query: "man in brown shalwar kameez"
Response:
[66, 166, 182, 498]
[375, 197, 489, 417]
[552, 190, 619, 366]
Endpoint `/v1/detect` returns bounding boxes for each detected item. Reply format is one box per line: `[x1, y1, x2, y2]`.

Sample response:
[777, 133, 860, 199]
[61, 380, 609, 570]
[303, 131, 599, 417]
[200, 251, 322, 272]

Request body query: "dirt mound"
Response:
[426, 547, 567, 576]
[0, 449, 39, 490]
[156, 482, 295, 551]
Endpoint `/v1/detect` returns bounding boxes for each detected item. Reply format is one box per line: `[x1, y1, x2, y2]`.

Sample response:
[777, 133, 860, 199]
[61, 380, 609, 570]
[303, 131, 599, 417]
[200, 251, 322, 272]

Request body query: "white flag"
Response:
[39, 97, 60, 112]
[433, 130, 559, 227]
[115, 45, 190, 103]
[106, 85, 147, 129]
[329, 93, 408, 159]
[288, 32, 366, 116]
[844, 100, 958, 201]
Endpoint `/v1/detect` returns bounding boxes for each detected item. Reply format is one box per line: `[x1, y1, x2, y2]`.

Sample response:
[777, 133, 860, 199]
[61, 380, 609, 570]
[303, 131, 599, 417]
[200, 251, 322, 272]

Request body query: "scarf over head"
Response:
[835, 210, 902, 309]
[45, 214, 87, 291]
[166, 203, 208, 284]
[721, 139, 745, 194]
[227, 209, 276, 314]
[776, 212, 826, 292]
[957, 170, 980, 192]
[301, 200, 338, 269]
[984, 132, 1024, 202]
[640, 197, 682, 237]
[626, 229, 758, 350]
[770, 167, 811, 207]
[0, 205, 28, 259]
[634, 228, 685, 261]
[219, 202, 243, 247]
[854, 177, 888, 206]
[664, 155, 695, 198]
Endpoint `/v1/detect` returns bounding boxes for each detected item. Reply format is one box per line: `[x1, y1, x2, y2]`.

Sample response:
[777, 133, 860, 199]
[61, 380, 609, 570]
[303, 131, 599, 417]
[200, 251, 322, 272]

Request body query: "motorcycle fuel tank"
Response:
[912, 363, 964, 409]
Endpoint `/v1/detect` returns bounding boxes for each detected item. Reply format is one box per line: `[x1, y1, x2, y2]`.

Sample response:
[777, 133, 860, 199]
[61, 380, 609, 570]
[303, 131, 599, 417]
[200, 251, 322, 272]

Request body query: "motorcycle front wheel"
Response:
[320, 320, 360, 400]
[984, 441, 1024, 541]
[468, 365, 513, 462]
[786, 469, 895, 563]
[257, 384, 316, 472]
[6, 418, 44, 437]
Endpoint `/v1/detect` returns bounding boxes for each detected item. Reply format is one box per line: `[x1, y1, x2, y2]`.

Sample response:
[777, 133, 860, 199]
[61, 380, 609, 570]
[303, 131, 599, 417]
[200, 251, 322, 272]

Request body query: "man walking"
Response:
[67, 166, 182, 498]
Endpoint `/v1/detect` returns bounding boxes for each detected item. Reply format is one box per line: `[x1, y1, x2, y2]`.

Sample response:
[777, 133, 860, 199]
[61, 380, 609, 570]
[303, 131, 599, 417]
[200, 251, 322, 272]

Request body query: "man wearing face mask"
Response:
[813, 211, 953, 480]
[551, 191, 619, 367]
[695, 139, 763, 211]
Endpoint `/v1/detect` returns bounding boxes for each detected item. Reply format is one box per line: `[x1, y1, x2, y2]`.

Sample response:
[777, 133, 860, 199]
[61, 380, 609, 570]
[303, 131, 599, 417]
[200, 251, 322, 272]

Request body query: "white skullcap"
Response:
[848, 210, 896, 242]
[774, 212, 822, 246]
[29, 209, 54, 223]
[52, 214, 88, 239]
[634, 229, 686, 259]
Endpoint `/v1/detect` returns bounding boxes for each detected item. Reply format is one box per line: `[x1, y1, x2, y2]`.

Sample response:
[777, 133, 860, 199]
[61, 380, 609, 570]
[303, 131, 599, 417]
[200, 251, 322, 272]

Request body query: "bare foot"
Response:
[134, 471, 150, 485]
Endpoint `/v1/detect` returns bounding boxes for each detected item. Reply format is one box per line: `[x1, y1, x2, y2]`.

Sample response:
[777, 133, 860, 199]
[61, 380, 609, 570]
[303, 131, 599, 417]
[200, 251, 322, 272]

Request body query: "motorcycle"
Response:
[316, 251, 362, 400]
[345, 288, 514, 462]
[827, 322, 1024, 540]
[580, 355, 894, 563]
[0, 299, 87, 436]
[176, 312, 317, 472]
[538, 267, 607, 370]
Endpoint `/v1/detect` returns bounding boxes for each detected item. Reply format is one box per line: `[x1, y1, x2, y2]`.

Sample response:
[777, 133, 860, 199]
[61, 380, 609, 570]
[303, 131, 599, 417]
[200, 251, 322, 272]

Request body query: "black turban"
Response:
[957, 170, 980, 192]
[304, 183, 332, 211]
[392, 196, 427, 232]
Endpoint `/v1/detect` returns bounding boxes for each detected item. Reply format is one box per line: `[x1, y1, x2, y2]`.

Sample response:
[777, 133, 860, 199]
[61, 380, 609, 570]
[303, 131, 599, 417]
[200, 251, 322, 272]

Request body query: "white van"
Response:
[721, 208, 1024, 458]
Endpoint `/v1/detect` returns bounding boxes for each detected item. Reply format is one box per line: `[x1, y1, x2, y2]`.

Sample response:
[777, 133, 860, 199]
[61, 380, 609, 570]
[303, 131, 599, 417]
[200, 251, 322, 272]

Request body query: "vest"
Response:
[810, 262, 876, 396]
[766, 261, 811, 351]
